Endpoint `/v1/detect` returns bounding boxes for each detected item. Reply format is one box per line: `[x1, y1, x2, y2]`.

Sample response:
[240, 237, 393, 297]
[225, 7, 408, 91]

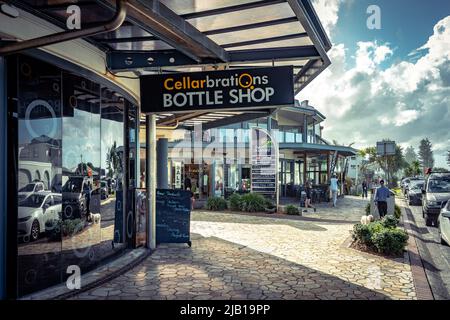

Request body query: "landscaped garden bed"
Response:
[351, 215, 409, 257]
[205, 193, 277, 214]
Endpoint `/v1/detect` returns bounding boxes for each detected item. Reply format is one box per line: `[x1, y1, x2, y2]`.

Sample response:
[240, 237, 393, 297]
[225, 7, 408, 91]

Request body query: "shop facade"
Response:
[149, 100, 356, 205]
[1, 0, 332, 299]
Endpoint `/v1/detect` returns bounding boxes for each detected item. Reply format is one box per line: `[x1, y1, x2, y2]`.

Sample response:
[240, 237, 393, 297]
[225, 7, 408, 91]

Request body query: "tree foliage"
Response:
[418, 138, 434, 170]
[404, 146, 418, 165]
[404, 160, 421, 177]
[360, 140, 407, 180]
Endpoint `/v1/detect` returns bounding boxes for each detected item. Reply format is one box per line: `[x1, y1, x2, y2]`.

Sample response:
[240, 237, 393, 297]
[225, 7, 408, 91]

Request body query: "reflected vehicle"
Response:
[18, 181, 46, 202]
[438, 200, 450, 246]
[18, 192, 61, 242]
[422, 172, 450, 227]
[62, 176, 91, 220]
[407, 181, 424, 205]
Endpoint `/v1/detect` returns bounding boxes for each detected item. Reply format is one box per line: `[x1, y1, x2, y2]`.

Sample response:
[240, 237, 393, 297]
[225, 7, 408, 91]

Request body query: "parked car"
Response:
[61, 176, 91, 220]
[405, 178, 424, 196]
[402, 177, 423, 195]
[18, 191, 61, 242]
[422, 172, 450, 227]
[438, 200, 450, 246]
[407, 182, 424, 205]
[18, 181, 46, 202]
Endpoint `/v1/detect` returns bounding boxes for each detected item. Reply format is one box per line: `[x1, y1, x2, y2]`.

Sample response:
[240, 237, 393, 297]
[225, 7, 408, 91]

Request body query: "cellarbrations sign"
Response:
[140, 66, 294, 113]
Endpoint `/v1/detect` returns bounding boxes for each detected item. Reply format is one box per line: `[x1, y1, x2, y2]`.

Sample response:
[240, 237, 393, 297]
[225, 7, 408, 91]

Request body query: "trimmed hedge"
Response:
[352, 215, 408, 255]
[45, 218, 85, 240]
[240, 193, 266, 212]
[206, 197, 228, 211]
[285, 204, 300, 216]
[228, 193, 242, 211]
[372, 228, 409, 255]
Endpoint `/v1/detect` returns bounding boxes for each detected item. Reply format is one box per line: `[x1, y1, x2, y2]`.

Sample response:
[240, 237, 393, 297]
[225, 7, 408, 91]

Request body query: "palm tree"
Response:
[332, 139, 355, 147]
[106, 141, 121, 178]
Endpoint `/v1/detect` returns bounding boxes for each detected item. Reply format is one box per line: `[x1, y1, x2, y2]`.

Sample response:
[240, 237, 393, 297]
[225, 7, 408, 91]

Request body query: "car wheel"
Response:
[30, 220, 40, 241]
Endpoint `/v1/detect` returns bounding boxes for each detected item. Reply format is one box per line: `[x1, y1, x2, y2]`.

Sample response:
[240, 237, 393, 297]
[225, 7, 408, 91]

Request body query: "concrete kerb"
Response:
[399, 200, 435, 300]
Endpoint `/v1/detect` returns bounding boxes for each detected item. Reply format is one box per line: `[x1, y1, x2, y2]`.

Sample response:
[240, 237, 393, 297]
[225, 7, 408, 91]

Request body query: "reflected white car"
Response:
[18, 181, 46, 202]
[439, 200, 450, 246]
[18, 191, 61, 242]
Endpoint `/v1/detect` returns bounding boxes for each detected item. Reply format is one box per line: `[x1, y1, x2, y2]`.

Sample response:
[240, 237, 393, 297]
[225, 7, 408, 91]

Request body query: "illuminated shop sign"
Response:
[140, 66, 294, 113]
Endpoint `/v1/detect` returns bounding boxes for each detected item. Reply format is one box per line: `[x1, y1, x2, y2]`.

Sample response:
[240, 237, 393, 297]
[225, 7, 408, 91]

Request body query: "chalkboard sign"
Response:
[156, 189, 192, 246]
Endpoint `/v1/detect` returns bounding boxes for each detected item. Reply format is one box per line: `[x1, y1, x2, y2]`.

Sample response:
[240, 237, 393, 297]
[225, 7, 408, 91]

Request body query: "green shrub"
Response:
[285, 204, 300, 216]
[206, 197, 228, 211]
[240, 193, 266, 212]
[45, 219, 61, 241]
[371, 228, 409, 255]
[62, 218, 84, 237]
[352, 223, 372, 245]
[46, 218, 85, 239]
[394, 204, 401, 219]
[352, 218, 408, 255]
[381, 215, 399, 229]
[228, 193, 242, 211]
[367, 221, 384, 234]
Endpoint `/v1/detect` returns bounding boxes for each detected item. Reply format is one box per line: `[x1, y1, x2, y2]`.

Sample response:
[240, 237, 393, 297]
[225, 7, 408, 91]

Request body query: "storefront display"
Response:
[14, 55, 137, 297]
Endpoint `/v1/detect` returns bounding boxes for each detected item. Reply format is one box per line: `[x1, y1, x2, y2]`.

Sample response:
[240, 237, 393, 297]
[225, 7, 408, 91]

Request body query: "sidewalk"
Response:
[70, 196, 416, 300]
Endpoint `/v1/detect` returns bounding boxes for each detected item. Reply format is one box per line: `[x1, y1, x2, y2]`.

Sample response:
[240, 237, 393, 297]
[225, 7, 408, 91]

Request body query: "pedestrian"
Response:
[303, 179, 316, 213]
[375, 179, 390, 218]
[362, 180, 368, 198]
[330, 174, 339, 207]
[84, 181, 92, 221]
[184, 175, 192, 190]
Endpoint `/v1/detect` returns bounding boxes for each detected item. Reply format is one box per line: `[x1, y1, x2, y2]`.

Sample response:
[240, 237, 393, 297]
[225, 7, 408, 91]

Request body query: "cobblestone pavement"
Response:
[70, 196, 416, 300]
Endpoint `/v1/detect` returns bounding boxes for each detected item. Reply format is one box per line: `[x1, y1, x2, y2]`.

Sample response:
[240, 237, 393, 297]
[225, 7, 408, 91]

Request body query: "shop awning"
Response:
[285, 143, 358, 157]
[12, 0, 331, 128]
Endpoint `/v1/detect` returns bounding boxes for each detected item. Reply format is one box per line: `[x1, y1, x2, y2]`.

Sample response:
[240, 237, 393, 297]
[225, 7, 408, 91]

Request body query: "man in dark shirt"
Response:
[375, 180, 390, 218]
[362, 180, 368, 198]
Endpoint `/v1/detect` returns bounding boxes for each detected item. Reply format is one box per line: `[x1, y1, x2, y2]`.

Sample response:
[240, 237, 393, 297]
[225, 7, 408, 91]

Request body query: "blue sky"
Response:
[333, 0, 450, 66]
[301, 0, 450, 168]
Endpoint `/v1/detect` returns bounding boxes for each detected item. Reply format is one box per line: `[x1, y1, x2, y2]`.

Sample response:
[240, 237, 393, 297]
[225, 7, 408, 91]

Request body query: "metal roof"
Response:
[9, 0, 331, 128]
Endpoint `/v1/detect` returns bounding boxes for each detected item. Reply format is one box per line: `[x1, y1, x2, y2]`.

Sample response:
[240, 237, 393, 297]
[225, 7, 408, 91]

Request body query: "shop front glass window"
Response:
[15, 56, 131, 297]
[17, 56, 63, 296]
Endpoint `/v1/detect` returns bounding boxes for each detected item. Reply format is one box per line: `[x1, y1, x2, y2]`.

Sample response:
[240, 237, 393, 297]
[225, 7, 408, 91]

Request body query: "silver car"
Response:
[18, 191, 61, 242]
[439, 200, 450, 246]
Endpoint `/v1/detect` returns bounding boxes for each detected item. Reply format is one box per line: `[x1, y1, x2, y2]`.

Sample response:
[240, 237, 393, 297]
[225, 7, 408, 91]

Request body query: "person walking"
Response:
[303, 179, 316, 213]
[329, 174, 339, 207]
[375, 179, 390, 218]
[84, 181, 92, 222]
[362, 180, 368, 199]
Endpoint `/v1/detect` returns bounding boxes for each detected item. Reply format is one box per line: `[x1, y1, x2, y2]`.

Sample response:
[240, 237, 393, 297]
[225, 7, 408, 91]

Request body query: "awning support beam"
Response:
[104, 0, 229, 62]
[107, 46, 320, 71]
[0, 0, 127, 55]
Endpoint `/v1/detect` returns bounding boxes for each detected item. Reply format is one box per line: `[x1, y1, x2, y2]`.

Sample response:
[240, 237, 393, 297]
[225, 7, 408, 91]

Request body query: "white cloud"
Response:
[311, 0, 344, 36]
[298, 16, 450, 167]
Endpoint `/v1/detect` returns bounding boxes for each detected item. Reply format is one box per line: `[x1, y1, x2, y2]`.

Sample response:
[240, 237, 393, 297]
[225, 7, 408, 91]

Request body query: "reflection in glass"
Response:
[16, 56, 133, 297]
[17, 56, 63, 296]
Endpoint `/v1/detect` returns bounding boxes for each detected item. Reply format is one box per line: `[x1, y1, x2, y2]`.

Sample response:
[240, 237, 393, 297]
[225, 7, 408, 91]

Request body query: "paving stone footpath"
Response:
[70, 196, 417, 300]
